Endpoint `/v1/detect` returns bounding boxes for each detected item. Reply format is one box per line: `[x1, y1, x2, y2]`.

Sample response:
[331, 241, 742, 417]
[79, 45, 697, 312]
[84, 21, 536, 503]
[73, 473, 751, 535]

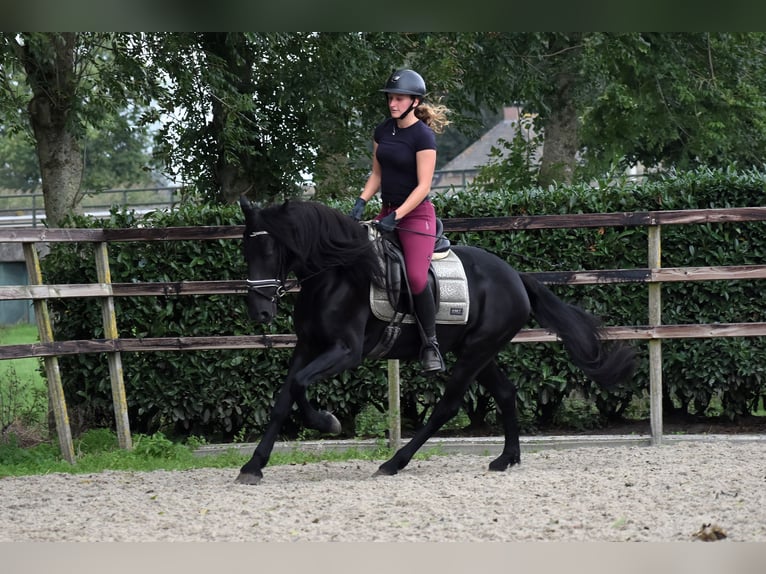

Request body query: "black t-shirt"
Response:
[374, 118, 436, 206]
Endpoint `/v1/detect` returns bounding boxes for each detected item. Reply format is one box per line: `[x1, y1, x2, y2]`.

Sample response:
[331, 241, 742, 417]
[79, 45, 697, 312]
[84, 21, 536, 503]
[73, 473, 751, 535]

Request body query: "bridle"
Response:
[245, 278, 287, 301]
[244, 229, 343, 302]
[245, 230, 287, 302]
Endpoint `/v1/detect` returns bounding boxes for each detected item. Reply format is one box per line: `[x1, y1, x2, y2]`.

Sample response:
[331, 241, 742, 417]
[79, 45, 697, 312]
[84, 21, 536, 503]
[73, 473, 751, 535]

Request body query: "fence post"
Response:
[648, 225, 663, 445]
[94, 242, 132, 450]
[22, 242, 75, 463]
[387, 359, 401, 450]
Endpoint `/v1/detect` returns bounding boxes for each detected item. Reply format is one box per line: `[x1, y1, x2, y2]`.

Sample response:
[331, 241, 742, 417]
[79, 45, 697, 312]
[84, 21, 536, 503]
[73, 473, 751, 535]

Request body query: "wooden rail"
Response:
[2, 206, 766, 460]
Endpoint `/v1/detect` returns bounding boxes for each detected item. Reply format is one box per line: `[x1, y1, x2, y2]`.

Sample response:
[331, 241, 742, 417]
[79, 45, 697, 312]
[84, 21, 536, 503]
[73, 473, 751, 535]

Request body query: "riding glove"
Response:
[377, 211, 399, 232]
[349, 197, 366, 221]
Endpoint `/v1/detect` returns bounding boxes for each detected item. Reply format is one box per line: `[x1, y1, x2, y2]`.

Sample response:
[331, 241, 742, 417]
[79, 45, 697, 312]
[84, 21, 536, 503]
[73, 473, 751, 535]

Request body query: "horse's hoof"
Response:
[373, 464, 398, 477]
[324, 411, 342, 435]
[235, 471, 263, 485]
[488, 454, 520, 472]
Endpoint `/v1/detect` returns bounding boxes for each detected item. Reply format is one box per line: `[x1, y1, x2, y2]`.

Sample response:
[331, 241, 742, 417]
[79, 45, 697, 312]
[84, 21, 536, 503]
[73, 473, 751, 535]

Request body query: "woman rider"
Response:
[350, 68, 451, 373]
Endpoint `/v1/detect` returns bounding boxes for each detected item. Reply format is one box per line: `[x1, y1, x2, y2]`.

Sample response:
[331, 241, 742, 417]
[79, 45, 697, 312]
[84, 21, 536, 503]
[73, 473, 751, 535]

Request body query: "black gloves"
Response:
[349, 197, 397, 231]
[376, 211, 399, 232]
[349, 197, 366, 221]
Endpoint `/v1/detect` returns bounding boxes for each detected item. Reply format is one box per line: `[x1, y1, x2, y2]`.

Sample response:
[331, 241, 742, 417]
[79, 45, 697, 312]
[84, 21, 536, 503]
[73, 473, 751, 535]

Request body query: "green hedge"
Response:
[42, 167, 766, 441]
[435, 167, 766, 425]
[43, 203, 391, 441]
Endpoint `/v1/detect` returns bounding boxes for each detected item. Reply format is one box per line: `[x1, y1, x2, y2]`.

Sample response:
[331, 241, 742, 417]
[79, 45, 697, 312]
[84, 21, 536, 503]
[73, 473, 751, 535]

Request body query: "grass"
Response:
[4, 323, 764, 478]
[0, 428, 402, 478]
[0, 324, 427, 479]
[0, 323, 45, 390]
[0, 430, 246, 477]
[0, 324, 47, 438]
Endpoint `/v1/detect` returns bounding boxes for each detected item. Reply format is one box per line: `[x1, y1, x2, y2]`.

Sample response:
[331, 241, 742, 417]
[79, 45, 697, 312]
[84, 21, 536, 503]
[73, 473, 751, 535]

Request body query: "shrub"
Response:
[40, 166, 766, 442]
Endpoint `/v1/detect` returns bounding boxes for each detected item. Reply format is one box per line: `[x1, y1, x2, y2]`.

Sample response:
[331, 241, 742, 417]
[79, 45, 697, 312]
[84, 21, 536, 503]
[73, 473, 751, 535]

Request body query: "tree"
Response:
[579, 33, 766, 175]
[0, 107, 161, 193]
[457, 33, 766, 187]
[2, 33, 85, 224]
[6, 33, 764, 221]
[141, 32, 477, 204]
[0, 33, 159, 225]
[2, 32, 484, 215]
[445, 32, 587, 186]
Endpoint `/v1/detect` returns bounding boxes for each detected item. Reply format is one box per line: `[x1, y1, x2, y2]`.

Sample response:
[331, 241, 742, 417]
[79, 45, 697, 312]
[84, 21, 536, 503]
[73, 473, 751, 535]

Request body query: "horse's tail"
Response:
[520, 273, 635, 388]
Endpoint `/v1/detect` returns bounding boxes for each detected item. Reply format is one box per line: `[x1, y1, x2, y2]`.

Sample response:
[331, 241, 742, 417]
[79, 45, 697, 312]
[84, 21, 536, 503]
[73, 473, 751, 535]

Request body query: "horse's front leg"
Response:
[290, 339, 365, 434]
[236, 339, 361, 485]
[236, 375, 297, 485]
[294, 391, 343, 435]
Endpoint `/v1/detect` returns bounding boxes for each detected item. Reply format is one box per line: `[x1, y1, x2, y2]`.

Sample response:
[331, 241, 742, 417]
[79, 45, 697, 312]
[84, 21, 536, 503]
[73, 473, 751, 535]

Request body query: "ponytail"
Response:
[415, 99, 451, 135]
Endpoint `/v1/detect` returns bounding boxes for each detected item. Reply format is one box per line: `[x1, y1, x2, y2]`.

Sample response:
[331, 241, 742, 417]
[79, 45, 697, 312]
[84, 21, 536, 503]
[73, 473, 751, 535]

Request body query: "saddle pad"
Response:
[370, 249, 470, 325]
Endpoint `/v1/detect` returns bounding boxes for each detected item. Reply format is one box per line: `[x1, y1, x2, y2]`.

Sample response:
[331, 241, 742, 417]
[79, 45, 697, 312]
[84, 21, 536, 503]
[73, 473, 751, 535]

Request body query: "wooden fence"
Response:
[2, 206, 766, 463]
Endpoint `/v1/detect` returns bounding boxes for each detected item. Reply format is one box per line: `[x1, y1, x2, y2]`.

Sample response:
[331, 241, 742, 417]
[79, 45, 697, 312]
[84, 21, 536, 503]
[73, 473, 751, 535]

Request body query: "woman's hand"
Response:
[349, 197, 366, 221]
[376, 211, 399, 232]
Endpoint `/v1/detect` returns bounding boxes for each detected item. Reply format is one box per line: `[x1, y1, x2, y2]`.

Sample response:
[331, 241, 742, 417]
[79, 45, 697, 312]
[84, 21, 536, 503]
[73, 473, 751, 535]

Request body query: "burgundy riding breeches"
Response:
[377, 200, 437, 295]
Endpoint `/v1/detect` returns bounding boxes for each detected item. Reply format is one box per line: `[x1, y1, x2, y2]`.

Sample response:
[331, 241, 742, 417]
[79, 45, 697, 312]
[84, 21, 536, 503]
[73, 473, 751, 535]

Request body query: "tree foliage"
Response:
[3, 32, 766, 221]
[580, 33, 766, 174]
[139, 32, 481, 203]
[449, 32, 766, 186]
[0, 33, 161, 223]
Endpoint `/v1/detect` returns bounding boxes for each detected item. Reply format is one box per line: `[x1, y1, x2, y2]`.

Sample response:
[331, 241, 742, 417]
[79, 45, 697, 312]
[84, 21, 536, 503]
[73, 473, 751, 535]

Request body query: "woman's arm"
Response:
[359, 141, 382, 202]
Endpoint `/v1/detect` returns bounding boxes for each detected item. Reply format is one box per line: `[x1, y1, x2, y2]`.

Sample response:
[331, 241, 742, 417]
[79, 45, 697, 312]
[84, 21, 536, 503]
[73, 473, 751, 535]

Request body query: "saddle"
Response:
[364, 220, 470, 358]
[377, 218, 450, 311]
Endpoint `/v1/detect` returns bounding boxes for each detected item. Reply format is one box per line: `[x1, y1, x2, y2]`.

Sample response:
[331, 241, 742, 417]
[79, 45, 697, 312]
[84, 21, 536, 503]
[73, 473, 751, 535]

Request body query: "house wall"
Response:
[0, 244, 33, 324]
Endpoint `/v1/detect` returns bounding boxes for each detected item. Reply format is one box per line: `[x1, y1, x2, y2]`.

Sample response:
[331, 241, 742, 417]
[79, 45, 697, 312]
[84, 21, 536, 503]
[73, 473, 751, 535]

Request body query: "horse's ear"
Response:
[240, 195, 255, 216]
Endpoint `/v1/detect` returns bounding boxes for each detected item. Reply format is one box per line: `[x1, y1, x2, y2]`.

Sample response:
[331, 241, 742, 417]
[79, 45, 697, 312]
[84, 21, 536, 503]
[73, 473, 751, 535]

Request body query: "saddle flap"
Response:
[364, 220, 466, 323]
[381, 238, 404, 309]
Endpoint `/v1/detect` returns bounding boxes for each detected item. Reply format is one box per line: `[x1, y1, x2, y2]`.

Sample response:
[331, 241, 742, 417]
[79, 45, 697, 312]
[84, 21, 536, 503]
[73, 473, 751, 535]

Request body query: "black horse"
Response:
[237, 197, 635, 485]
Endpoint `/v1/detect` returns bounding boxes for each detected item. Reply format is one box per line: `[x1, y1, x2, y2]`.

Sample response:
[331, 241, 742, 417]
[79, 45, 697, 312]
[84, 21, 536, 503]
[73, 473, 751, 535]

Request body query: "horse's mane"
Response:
[256, 200, 384, 287]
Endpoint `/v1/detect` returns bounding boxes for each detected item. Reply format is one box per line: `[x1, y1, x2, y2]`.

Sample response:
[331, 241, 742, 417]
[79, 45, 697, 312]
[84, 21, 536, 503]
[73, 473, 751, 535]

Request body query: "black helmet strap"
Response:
[398, 97, 417, 120]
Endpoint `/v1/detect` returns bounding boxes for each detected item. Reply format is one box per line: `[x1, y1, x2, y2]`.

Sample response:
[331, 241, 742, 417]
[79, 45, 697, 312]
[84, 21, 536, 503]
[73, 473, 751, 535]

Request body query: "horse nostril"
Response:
[248, 310, 272, 324]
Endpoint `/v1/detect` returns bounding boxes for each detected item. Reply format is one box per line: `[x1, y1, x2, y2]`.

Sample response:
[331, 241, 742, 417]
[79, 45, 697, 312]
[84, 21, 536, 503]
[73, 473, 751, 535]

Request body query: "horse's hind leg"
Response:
[376, 360, 478, 476]
[476, 361, 521, 471]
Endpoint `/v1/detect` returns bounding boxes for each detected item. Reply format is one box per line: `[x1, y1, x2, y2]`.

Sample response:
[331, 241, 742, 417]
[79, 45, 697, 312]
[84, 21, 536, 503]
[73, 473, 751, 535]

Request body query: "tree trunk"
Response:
[17, 33, 84, 226]
[29, 99, 84, 226]
[538, 73, 579, 187]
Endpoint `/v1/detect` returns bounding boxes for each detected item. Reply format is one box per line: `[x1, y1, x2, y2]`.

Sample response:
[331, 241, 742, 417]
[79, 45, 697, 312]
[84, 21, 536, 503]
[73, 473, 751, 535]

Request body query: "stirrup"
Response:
[420, 339, 445, 373]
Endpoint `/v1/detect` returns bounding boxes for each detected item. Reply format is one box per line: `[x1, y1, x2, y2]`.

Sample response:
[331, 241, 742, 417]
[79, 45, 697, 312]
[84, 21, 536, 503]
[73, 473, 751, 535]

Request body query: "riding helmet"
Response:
[380, 69, 426, 98]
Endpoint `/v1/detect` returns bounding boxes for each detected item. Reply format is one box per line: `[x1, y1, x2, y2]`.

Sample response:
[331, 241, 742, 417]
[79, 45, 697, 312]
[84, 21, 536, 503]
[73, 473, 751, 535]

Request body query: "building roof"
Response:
[441, 106, 538, 173]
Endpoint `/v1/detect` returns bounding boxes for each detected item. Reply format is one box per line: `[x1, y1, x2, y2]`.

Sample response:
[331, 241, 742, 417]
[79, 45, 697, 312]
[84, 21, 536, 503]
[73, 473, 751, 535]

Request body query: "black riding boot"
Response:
[412, 288, 445, 373]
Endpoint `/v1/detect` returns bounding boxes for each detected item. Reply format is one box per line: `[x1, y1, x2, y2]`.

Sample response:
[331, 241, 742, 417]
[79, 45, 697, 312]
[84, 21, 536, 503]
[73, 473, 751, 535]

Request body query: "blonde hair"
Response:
[415, 100, 451, 135]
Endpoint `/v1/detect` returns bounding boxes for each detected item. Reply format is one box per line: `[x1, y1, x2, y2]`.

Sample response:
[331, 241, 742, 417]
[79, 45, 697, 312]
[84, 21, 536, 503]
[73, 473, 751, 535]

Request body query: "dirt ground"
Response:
[2, 438, 765, 542]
